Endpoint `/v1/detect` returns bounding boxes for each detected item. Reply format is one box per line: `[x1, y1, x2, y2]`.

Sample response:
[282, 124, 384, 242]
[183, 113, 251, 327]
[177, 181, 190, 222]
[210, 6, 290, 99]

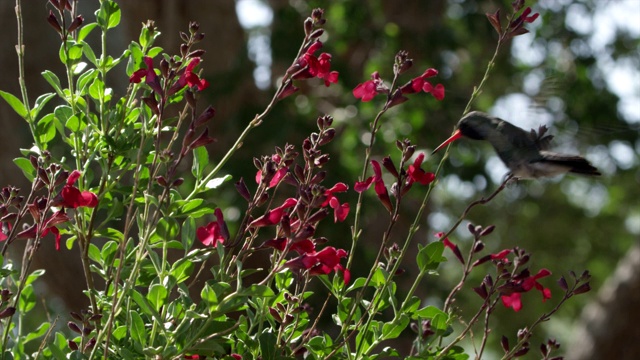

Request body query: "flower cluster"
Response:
[353, 68, 445, 103]
[356, 148, 435, 214]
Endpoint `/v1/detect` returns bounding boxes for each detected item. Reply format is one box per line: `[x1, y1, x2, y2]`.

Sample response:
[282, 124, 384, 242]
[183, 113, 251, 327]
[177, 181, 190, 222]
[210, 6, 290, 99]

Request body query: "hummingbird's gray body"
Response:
[437, 111, 601, 179]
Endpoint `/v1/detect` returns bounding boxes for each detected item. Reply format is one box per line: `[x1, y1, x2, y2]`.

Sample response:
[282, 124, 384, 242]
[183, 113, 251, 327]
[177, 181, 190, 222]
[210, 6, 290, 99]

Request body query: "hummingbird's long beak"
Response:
[432, 129, 463, 154]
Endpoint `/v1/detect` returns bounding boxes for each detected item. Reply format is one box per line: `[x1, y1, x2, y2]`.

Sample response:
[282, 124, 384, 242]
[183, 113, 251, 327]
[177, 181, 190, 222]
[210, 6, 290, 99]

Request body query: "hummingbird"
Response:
[432, 111, 601, 178]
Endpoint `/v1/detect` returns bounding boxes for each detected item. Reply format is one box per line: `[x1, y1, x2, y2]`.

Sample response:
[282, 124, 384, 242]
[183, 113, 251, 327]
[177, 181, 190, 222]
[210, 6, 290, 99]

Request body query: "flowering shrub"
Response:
[0, 0, 591, 359]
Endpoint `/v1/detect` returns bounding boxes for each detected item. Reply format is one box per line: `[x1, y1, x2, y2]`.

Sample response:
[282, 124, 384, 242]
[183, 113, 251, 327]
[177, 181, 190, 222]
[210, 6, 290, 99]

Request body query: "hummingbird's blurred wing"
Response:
[530, 125, 554, 150]
[536, 151, 601, 176]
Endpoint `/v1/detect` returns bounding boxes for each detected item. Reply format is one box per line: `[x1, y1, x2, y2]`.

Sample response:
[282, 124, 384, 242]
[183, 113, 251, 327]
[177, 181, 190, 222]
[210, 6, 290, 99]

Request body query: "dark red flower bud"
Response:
[513, 346, 529, 357]
[68, 321, 82, 334]
[180, 44, 189, 57]
[47, 11, 62, 35]
[557, 276, 568, 291]
[473, 284, 488, 299]
[308, 208, 329, 223]
[187, 49, 206, 59]
[172, 178, 184, 187]
[480, 225, 496, 237]
[235, 178, 251, 201]
[501, 336, 510, 352]
[269, 307, 282, 323]
[474, 241, 485, 253]
[314, 154, 330, 167]
[382, 156, 399, 179]
[304, 17, 313, 36]
[277, 80, 298, 100]
[467, 223, 477, 235]
[319, 128, 335, 146]
[309, 29, 324, 39]
[387, 89, 409, 108]
[573, 282, 591, 295]
[189, 21, 200, 33]
[67, 15, 83, 33]
[83, 337, 96, 351]
[142, 96, 159, 116]
[0, 307, 15, 319]
[188, 128, 215, 151]
[155, 176, 168, 187]
[310, 171, 326, 184]
[486, 9, 502, 35]
[194, 32, 205, 42]
[68, 340, 79, 351]
[70, 311, 83, 322]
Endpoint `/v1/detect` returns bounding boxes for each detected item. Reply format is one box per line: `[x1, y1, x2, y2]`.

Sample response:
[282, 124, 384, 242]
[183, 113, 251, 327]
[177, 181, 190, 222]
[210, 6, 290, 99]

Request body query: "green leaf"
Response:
[88, 77, 106, 100]
[238, 284, 275, 297]
[129, 310, 146, 346]
[154, 217, 179, 242]
[0, 90, 28, 118]
[88, 243, 102, 263]
[170, 258, 194, 284]
[65, 114, 86, 132]
[96, 0, 121, 29]
[30, 92, 56, 120]
[259, 330, 277, 360]
[130, 289, 154, 316]
[82, 41, 98, 66]
[204, 175, 232, 190]
[25, 269, 45, 286]
[13, 157, 36, 181]
[101, 240, 118, 266]
[147, 284, 168, 312]
[36, 113, 56, 146]
[77, 22, 98, 42]
[24, 322, 51, 343]
[181, 217, 196, 250]
[192, 146, 209, 179]
[19, 284, 36, 313]
[416, 241, 445, 273]
[76, 69, 98, 96]
[41, 70, 63, 96]
[381, 315, 410, 340]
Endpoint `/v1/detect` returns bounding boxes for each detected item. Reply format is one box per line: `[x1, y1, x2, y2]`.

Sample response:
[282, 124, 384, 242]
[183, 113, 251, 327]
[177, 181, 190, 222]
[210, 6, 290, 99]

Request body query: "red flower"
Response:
[321, 182, 348, 206]
[436, 232, 464, 264]
[399, 68, 445, 100]
[329, 197, 349, 223]
[291, 41, 339, 86]
[129, 56, 163, 95]
[500, 268, 552, 312]
[317, 53, 339, 86]
[196, 208, 228, 247]
[284, 246, 350, 284]
[61, 171, 98, 209]
[250, 198, 298, 228]
[16, 210, 69, 251]
[501, 292, 523, 312]
[129, 56, 157, 84]
[170, 58, 209, 94]
[353, 71, 386, 102]
[355, 160, 393, 213]
[407, 153, 435, 185]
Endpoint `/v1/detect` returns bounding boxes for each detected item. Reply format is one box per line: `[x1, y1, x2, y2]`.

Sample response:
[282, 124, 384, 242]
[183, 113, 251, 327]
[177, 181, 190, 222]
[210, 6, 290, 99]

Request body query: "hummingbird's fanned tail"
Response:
[537, 152, 601, 176]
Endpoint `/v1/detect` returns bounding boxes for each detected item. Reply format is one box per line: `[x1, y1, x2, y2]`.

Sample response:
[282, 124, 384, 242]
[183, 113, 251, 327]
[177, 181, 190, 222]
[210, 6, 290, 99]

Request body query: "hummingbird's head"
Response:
[432, 111, 495, 153]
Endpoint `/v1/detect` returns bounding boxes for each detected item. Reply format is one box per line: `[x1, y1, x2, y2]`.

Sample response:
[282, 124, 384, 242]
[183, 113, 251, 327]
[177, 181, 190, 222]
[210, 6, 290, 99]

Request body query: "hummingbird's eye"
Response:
[459, 122, 483, 140]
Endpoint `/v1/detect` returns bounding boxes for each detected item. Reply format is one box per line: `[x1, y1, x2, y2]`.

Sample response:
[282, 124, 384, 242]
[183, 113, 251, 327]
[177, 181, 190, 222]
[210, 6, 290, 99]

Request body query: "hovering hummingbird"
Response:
[432, 111, 601, 178]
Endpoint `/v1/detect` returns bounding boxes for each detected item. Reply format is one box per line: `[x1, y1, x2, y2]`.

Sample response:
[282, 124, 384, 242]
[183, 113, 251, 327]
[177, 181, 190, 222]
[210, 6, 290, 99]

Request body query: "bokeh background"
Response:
[0, 0, 638, 358]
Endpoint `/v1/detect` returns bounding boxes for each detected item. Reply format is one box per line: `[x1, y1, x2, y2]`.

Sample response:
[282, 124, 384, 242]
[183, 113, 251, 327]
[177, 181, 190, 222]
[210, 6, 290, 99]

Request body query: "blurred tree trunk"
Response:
[567, 240, 640, 360]
[0, 0, 255, 312]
